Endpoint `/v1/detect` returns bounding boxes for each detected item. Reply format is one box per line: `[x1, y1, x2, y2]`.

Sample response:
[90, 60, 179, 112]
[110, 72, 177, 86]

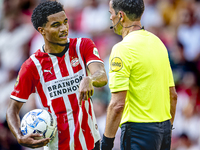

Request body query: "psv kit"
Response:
[11, 38, 103, 150]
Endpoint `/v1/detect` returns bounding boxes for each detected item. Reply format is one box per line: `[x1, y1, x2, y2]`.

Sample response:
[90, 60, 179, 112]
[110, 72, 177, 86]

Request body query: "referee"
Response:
[101, 0, 177, 150]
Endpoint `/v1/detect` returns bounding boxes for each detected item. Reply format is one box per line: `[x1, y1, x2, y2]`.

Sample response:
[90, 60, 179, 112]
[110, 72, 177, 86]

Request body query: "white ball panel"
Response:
[20, 109, 57, 139]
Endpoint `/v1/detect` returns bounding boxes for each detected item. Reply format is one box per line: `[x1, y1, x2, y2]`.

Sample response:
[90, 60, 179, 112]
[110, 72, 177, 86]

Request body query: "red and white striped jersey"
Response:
[11, 38, 103, 150]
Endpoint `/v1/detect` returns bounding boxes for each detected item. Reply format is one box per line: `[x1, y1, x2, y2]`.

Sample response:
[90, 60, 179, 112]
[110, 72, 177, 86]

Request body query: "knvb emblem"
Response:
[15, 75, 19, 87]
[110, 57, 123, 72]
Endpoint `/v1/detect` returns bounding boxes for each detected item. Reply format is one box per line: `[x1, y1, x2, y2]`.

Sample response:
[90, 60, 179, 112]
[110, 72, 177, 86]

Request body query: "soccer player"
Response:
[101, 0, 177, 150]
[6, 1, 107, 150]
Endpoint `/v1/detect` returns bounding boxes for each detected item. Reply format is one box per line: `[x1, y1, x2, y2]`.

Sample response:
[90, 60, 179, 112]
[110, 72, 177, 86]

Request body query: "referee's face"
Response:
[109, 0, 122, 35]
[42, 11, 69, 45]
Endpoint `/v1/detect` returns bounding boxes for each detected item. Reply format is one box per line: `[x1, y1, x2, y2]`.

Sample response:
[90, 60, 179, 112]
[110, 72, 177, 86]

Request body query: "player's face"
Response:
[43, 11, 69, 45]
[109, 0, 122, 35]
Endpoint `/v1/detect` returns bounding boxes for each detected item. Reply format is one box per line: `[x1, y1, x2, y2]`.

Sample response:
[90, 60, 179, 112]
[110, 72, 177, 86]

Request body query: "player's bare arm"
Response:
[6, 100, 24, 140]
[6, 99, 50, 148]
[78, 62, 108, 104]
[169, 86, 177, 124]
[87, 62, 108, 87]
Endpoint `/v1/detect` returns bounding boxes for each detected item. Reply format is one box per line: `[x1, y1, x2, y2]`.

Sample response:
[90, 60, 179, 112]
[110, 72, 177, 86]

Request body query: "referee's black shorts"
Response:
[120, 120, 172, 150]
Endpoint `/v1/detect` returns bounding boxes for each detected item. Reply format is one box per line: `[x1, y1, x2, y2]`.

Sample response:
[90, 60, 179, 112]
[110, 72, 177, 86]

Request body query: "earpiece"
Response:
[110, 15, 122, 29]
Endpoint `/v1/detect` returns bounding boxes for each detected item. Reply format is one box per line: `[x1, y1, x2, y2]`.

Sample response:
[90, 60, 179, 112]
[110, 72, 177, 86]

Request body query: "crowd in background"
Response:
[0, 0, 200, 149]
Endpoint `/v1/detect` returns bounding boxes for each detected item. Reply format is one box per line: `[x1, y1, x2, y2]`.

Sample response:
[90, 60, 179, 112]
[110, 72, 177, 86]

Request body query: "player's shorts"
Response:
[44, 131, 58, 150]
[120, 120, 172, 150]
[44, 132, 100, 150]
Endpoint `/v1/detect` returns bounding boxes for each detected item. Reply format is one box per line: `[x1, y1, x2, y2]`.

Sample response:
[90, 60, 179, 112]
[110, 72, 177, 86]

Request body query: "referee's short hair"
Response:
[31, 1, 64, 31]
[111, 0, 145, 21]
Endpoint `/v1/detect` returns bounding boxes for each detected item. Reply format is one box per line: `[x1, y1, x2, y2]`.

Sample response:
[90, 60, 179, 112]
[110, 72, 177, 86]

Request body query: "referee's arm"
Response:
[101, 91, 126, 149]
[169, 86, 177, 125]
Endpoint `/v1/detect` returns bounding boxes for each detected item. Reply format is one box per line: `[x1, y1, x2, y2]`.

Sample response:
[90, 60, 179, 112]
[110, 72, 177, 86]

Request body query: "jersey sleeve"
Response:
[109, 43, 131, 93]
[80, 38, 104, 66]
[10, 60, 37, 102]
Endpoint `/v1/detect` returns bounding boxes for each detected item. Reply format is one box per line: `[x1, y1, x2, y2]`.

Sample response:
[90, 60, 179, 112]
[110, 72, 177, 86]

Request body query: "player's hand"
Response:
[17, 133, 50, 148]
[78, 76, 94, 105]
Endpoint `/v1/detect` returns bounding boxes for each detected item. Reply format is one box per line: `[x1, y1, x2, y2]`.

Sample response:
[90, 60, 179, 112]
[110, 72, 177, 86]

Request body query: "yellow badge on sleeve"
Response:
[110, 57, 123, 71]
[15, 75, 19, 87]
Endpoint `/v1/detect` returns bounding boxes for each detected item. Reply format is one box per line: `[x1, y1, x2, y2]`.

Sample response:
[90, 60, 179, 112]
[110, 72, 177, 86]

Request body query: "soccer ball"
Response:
[20, 109, 57, 139]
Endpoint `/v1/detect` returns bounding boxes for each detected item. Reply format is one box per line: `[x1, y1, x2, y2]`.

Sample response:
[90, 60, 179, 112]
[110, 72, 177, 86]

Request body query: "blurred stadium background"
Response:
[0, 0, 200, 149]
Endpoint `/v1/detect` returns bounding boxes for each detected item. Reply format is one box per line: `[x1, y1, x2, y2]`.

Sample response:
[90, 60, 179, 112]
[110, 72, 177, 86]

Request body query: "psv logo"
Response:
[71, 58, 80, 67]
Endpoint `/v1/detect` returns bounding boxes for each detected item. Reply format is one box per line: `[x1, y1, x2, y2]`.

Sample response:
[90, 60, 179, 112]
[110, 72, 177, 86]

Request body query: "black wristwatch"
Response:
[101, 134, 115, 150]
[171, 124, 175, 130]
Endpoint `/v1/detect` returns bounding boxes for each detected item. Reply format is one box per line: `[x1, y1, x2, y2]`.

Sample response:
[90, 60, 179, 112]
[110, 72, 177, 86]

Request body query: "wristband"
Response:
[101, 134, 115, 150]
[171, 124, 175, 130]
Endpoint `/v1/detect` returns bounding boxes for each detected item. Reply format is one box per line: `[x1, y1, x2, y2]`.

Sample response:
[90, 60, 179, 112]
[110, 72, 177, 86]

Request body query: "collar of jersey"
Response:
[42, 43, 70, 57]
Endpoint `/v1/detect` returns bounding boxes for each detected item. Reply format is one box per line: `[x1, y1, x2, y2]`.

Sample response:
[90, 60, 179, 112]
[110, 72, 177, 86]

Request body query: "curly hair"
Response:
[111, 0, 145, 21]
[31, 1, 64, 31]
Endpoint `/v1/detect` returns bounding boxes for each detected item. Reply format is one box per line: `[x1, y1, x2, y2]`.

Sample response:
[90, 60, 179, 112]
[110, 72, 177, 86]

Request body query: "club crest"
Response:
[71, 58, 80, 67]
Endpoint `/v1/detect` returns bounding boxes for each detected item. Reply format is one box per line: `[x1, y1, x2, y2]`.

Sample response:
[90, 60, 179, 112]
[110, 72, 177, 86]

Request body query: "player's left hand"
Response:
[78, 76, 94, 105]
